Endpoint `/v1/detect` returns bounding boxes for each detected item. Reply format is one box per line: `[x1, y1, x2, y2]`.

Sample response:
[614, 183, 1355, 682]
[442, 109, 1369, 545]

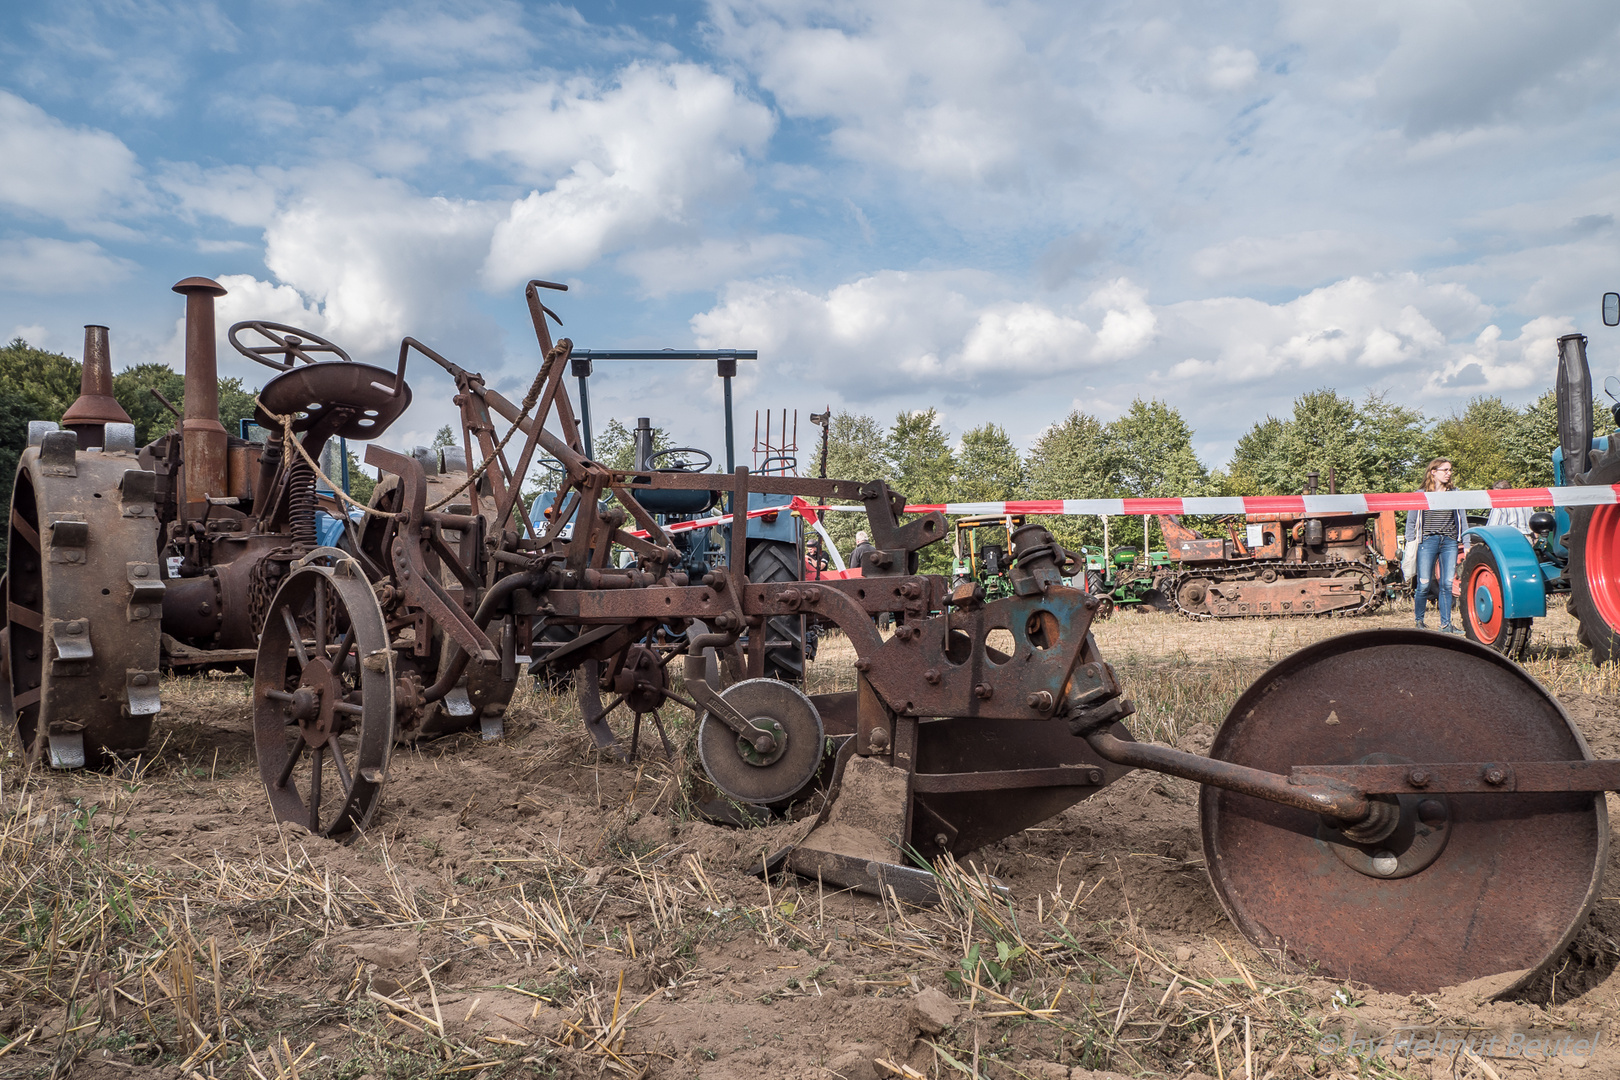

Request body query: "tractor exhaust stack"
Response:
[60, 325, 132, 449]
[172, 276, 229, 508]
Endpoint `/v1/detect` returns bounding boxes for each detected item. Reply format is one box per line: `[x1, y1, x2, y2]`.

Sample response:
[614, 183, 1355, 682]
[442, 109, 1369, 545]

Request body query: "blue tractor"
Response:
[526, 351, 810, 695]
[1460, 320, 1620, 661]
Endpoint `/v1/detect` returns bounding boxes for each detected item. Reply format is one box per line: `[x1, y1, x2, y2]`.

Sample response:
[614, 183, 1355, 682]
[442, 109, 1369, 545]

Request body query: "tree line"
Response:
[811, 387, 1593, 566]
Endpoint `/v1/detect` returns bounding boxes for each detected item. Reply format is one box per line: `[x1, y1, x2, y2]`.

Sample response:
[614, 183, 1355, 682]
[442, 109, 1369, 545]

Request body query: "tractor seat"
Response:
[254, 361, 413, 440]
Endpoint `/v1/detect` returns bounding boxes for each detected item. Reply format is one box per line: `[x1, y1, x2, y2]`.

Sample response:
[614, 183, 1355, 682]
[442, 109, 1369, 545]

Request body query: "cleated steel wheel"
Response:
[1460, 543, 1532, 660]
[1567, 448, 1620, 662]
[6, 425, 163, 768]
[254, 552, 393, 837]
[1201, 629, 1605, 995]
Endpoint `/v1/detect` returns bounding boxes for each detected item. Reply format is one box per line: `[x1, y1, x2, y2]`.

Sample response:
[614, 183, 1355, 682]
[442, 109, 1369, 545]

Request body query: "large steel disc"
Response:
[1201, 628, 1605, 995]
[697, 678, 824, 805]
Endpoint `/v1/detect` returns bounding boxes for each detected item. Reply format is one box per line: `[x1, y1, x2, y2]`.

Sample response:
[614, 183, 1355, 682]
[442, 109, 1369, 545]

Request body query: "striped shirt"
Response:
[1421, 508, 1459, 538]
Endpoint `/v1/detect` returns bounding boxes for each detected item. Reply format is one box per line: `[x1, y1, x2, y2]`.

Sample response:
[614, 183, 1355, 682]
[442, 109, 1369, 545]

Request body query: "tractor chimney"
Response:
[60, 325, 132, 449]
[173, 276, 229, 507]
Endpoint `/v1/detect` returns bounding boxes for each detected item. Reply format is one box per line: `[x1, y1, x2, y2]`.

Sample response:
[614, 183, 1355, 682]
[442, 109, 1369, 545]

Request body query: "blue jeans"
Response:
[1413, 533, 1458, 628]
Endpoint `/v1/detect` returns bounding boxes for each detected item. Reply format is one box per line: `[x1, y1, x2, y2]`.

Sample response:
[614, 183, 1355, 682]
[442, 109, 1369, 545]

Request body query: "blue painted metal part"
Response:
[744, 491, 798, 543]
[1463, 525, 1548, 619]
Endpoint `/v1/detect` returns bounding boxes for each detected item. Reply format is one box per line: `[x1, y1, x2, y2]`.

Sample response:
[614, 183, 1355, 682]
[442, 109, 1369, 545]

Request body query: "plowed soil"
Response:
[5, 603, 1620, 1079]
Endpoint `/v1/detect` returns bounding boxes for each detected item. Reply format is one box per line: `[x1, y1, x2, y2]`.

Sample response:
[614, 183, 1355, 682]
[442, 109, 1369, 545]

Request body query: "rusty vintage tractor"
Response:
[1154, 507, 1398, 618]
[7, 277, 1620, 999]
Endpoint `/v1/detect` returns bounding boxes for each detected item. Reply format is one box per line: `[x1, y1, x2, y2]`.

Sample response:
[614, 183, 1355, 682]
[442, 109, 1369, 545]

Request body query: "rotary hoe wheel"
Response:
[254, 553, 393, 837]
[1201, 629, 1605, 995]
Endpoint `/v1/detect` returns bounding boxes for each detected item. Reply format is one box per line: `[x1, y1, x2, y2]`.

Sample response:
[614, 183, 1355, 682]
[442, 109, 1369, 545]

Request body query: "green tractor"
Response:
[950, 514, 1026, 600]
[1078, 545, 1172, 615]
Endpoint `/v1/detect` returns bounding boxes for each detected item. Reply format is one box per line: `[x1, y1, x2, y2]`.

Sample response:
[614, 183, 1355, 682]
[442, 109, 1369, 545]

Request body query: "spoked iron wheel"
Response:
[1201, 629, 1605, 995]
[254, 553, 393, 837]
[1460, 544, 1531, 659]
[578, 640, 685, 757]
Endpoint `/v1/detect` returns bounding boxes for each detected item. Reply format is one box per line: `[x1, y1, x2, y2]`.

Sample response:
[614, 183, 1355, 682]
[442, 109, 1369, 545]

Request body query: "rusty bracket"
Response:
[859, 590, 1094, 720]
[856, 480, 945, 576]
[366, 444, 498, 664]
[127, 562, 164, 621]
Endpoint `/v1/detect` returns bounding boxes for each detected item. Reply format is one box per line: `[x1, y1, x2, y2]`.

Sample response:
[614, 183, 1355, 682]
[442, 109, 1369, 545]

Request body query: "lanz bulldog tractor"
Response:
[10, 275, 1620, 999]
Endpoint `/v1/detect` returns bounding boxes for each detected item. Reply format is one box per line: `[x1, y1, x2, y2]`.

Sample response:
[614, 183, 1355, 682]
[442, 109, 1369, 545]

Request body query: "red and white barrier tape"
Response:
[616, 484, 1607, 543]
[821, 487, 1611, 517]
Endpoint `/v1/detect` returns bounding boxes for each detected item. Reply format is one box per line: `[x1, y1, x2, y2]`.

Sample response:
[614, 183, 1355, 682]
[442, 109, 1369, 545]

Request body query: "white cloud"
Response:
[617, 235, 812, 297]
[1162, 275, 1484, 385]
[1205, 46, 1259, 91]
[709, 0, 1077, 185]
[691, 270, 1157, 394]
[472, 63, 775, 286]
[0, 238, 137, 293]
[260, 169, 504, 358]
[1190, 231, 1384, 286]
[0, 93, 143, 224]
[355, 2, 535, 67]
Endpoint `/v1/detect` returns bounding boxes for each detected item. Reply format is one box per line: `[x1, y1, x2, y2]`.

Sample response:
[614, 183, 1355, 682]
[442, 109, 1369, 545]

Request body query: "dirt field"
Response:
[5, 601, 1620, 1079]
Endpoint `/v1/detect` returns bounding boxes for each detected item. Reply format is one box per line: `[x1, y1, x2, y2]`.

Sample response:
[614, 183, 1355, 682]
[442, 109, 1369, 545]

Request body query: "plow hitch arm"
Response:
[1085, 731, 1371, 821]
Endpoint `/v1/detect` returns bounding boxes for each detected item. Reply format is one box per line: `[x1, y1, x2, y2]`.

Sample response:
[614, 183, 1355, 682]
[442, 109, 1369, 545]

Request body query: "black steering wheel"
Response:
[229, 321, 352, 372]
[649, 447, 713, 473]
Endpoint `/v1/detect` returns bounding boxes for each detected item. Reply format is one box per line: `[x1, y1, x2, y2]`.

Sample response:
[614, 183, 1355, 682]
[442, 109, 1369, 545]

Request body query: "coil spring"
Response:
[288, 459, 317, 552]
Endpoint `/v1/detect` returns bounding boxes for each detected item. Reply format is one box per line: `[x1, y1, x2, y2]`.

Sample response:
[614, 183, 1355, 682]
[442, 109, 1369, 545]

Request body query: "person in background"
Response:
[1485, 479, 1534, 537]
[1406, 458, 1467, 633]
[849, 530, 875, 573]
[805, 535, 830, 579]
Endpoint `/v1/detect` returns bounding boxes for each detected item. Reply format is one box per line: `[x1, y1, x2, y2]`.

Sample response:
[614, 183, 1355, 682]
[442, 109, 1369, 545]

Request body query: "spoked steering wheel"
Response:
[229, 321, 353, 372]
[649, 447, 713, 473]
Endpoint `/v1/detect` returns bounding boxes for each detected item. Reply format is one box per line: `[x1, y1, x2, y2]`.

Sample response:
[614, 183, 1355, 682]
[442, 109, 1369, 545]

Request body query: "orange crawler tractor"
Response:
[1154, 510, 1399, 618]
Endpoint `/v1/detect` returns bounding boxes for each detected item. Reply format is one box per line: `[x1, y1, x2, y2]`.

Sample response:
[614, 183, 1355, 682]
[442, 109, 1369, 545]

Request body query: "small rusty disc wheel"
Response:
[698, 678, 825, 806]
[254, 553, 393, 838]
[1201, 628, 1605, 995]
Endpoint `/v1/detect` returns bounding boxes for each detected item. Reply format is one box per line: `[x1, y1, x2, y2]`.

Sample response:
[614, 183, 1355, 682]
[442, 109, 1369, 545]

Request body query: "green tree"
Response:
[0, 337, 80, 419]
[886, 409, 954, 505]
[0, 340, 81, 555]
[1224, 389, 1428, 495]
[954, 423, 1023, 502]
[1278, 390, 1363, 490]
[1356, 391, 1428, 492]
[432, 424, 456, 448]
[112, 362, 186, 445]
[885, 409, 955, 573]
[1225, 416, 1290, 495]
[819, 411, 888, 556]
[218, 377, 258, 440]
[1022, 410, 1115, 552]
[1108, 399, 1207, 498]
[1428, 396, 1522, 490]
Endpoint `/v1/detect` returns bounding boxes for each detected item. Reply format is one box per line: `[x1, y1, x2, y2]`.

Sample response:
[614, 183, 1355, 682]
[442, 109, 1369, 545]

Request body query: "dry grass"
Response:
[4, 604, 1616, 1078]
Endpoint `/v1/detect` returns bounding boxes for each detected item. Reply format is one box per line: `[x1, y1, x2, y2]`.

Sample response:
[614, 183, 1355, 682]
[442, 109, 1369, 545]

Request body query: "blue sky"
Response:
[2, 0, 1619, 476]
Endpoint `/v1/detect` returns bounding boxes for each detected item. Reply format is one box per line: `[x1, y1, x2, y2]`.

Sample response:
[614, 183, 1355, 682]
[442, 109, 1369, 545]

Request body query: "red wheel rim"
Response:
[1587, 505, 1620, 632]
[1468, 561, 1504, 643]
